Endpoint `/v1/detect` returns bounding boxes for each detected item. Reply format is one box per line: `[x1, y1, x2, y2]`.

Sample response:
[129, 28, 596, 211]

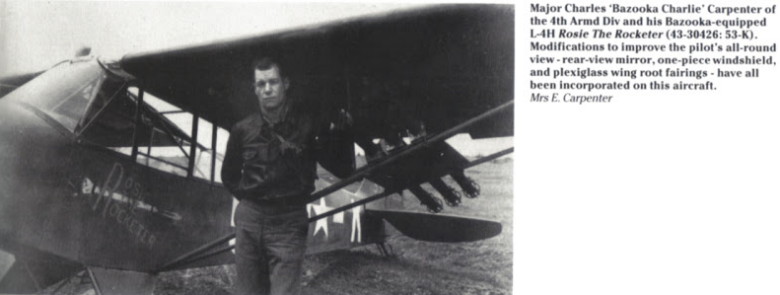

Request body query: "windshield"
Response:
[4, 60, 105, 131]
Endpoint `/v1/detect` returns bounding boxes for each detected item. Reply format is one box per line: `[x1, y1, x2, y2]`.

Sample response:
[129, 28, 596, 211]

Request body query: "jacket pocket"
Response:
[242, 150, 257, 161]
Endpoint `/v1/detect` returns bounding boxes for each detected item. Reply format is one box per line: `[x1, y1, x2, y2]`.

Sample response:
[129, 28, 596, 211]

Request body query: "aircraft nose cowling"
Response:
[0, 99, 79, 255]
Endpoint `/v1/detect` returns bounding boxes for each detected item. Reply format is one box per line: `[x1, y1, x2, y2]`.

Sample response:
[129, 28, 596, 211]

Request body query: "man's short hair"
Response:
[252, 57, 284, 77]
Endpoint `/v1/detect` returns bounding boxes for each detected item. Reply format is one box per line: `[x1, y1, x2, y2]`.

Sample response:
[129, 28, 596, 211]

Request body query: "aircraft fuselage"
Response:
[0, 59, 384, 292]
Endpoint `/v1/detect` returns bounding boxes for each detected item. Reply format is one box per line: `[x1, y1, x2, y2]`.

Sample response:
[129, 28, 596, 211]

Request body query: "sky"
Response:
[0, 1, 514, 157]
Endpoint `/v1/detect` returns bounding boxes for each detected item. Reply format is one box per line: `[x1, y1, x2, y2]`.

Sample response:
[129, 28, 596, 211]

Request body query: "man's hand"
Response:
[330, 108, 353, 131]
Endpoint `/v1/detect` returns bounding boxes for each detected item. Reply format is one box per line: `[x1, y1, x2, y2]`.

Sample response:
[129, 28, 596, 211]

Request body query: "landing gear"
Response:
[86, 267, 155, 295]
[47, 270, 91, 295]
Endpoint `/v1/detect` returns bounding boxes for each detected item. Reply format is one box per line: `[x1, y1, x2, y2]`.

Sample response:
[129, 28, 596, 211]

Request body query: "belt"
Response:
[245, 195, 308, 211]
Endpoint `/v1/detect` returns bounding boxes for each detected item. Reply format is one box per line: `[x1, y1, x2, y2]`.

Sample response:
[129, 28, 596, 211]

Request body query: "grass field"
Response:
[153, 157, 514, 295]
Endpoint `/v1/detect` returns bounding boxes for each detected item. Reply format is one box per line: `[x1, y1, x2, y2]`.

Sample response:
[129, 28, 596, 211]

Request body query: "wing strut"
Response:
[130, 88, 144, 161]
[187, 112, 199, 177]
[155, 99, 514, 272]
[210, 123, 218, 185]
[466, 147, 513, 168]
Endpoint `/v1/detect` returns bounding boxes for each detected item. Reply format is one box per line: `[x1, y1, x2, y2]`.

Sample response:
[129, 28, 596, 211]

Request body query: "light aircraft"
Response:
[0, 4, 514, 294]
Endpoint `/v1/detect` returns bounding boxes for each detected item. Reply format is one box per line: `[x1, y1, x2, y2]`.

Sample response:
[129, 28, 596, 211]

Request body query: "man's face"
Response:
[254, 66, 288, 111]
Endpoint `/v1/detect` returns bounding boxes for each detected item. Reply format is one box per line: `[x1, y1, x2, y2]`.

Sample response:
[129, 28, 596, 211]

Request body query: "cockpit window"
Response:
[77, 77, 134, 147]
[4, 60, 104, 131]
[6, 59, 226, 183]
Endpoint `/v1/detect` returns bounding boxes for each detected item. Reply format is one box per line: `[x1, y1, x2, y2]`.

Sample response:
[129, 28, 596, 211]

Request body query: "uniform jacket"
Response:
[221, 111, 318, 205]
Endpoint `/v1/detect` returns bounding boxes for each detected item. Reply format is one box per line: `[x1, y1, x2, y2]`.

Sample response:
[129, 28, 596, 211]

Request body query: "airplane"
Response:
[0, 4, 514, 294]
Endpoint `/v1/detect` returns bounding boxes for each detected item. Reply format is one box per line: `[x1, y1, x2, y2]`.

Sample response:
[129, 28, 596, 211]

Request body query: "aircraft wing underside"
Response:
[119, 4, 514, 140]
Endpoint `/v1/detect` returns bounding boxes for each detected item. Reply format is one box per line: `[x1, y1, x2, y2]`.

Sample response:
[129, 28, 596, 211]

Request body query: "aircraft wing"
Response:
[119, 4, 514, 140]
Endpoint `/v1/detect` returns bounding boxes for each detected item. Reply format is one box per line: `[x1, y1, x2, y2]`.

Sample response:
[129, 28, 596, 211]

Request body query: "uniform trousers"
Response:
[234, 200, 308, 295]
